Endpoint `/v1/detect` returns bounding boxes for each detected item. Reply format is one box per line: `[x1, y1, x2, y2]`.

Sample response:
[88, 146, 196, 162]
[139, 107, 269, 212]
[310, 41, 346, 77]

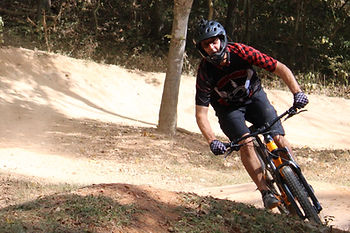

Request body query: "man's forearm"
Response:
[195, 105, 216, 144]
[197, 117, 216, 144]
[274, 61, 301, 94]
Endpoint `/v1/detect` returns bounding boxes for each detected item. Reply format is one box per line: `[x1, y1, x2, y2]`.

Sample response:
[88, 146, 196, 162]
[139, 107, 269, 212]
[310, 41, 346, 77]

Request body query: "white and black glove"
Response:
[293, 92, 309, 109]
[210, 139, 227, 155]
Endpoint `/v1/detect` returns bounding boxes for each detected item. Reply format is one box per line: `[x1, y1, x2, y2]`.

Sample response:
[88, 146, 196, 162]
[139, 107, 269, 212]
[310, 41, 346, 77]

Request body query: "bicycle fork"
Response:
[264, 135, 292, 208]
[264, 135, 322, 218]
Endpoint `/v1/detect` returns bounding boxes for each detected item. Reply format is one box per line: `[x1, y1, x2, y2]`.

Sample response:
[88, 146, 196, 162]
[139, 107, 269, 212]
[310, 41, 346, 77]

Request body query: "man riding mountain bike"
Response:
[194, 19, 309, 209]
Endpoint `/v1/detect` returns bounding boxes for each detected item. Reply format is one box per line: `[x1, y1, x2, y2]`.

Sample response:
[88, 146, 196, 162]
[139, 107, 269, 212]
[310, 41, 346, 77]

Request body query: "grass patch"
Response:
[0, 193, 139, 233]
[0, 174, 78, 208]
[173, 193, 328, 233]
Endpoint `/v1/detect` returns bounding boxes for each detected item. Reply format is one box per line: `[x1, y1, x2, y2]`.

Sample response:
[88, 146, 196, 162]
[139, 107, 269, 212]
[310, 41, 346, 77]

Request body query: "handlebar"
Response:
[223, 106, 306, 156]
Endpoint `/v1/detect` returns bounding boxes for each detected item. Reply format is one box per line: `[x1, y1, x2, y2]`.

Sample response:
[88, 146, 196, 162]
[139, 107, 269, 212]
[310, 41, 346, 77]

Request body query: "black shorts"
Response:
[215, 88, 285, 141]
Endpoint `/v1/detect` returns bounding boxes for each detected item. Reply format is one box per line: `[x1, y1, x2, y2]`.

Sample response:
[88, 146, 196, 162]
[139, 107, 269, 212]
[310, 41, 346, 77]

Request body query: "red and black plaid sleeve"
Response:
[229, 43, 277, 72]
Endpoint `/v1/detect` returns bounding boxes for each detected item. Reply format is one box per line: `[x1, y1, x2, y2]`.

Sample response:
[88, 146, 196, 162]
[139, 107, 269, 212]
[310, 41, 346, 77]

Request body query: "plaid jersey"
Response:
[195, 43, 277, 109]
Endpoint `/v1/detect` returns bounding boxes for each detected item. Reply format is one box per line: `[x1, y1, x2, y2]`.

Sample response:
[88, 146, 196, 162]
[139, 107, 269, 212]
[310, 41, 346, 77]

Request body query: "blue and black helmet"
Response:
[196, 19, 228, 65]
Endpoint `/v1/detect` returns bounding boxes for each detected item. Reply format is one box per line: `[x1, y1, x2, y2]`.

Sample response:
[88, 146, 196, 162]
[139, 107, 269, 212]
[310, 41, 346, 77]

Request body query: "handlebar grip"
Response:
[224, 142, 242, 152]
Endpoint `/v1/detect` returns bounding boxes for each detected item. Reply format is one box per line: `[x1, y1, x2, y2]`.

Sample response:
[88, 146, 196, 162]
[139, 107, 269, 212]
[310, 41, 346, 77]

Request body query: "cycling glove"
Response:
[210, 139, 227, 155]
[293, 92, 309, 109]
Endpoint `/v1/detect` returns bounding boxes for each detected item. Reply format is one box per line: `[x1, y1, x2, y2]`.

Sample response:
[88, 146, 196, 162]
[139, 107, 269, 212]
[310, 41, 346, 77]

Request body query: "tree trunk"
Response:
[290, 0, 304, 66]
[158, 0, 193, 136]
[225, 0, 238, 40]
[37, 0, 51, 21]
[150, 0, 164, 40]
[208, 0, 214, 20]
[243, 0, 251, 43]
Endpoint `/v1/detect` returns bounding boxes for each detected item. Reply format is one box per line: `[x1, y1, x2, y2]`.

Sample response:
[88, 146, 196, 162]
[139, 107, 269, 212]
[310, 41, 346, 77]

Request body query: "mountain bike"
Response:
[223, 106, 323, 224]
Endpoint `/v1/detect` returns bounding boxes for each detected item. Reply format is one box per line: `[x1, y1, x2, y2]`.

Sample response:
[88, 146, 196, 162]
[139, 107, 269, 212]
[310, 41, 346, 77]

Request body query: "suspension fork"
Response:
[262, 135, 294, 207]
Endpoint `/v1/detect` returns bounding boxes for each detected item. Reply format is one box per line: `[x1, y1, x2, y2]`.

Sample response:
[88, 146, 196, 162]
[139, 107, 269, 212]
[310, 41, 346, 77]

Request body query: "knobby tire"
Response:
[281, 166, 322, 224]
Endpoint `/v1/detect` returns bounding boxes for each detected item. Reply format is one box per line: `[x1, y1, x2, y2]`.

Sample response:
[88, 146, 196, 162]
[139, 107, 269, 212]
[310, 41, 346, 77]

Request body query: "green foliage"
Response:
[0, 0, 348, 90]
[324, 55, 350, 84]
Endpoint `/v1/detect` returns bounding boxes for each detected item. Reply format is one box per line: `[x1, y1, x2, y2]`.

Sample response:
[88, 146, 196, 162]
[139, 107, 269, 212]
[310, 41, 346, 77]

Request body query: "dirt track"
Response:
[1, 46, 350, 230]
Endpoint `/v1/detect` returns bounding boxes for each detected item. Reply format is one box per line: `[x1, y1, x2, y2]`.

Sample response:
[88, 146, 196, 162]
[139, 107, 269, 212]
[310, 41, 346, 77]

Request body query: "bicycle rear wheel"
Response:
[281, 166, 322, 224]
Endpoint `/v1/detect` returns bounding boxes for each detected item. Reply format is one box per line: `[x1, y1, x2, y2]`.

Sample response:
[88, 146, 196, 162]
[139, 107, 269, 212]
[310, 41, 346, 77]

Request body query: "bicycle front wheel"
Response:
[281, 166, 322, 224]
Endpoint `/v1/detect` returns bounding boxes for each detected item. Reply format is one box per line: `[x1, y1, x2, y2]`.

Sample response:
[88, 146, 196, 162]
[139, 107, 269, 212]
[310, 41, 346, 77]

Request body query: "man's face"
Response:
[200, 37, 220, 55]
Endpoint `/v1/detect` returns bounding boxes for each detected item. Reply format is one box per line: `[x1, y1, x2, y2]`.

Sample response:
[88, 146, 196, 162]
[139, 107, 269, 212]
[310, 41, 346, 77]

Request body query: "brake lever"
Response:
[223, 143, 241, 159]
[224, 148, 234, 159]
[284, 109, 307, 121]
